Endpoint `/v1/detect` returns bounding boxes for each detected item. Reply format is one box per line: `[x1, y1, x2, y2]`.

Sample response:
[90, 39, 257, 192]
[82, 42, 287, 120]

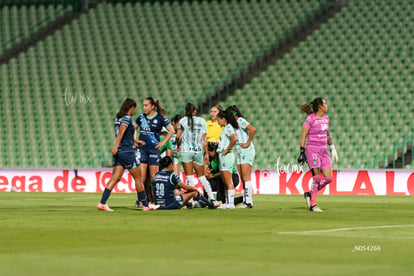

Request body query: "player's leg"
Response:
[319, 149, 333, 190]
[129, 166, 158, 210]
[239, 163, 253, 206]
[305, 146, 323, 211]
[97, 165, 124, 211]
[147, 164, 159, 204]
[221, 170, 235, 208]
[194, 160, 215, 201]
[181, 152, 195, 187]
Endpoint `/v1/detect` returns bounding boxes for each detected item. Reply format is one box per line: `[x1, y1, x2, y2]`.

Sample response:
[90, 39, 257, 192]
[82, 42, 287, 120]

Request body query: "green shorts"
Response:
[236, 146, 255, 166]
[218, 152, 235, 172]
[180, 151, 204, 166]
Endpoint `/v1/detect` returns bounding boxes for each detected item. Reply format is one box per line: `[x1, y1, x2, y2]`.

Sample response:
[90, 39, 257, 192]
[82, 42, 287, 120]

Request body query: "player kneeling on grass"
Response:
[152, 156, 217, 210]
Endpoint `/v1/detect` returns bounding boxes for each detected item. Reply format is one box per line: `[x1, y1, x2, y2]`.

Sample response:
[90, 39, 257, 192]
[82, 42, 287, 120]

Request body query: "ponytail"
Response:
[145, 97, 163, 114]
[219, 108, 239, 130]
[184, 102, 197, 131]
[299, 97, 324, 115]
[116, 98, 136, 119]
[227, 105, 245, 119]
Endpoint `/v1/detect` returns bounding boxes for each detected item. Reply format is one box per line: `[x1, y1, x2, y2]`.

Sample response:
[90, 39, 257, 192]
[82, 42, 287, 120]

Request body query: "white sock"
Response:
[186, 175, 195, 203]
[199, 175, 214, 199]
[227, 189, 235, 207]
[186, 175, 195, 187]
[244, 181, 253, 205]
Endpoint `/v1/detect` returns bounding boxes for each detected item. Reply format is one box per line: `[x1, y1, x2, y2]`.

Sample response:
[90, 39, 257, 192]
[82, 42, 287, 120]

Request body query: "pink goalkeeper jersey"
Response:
[303, 113, 329, 147]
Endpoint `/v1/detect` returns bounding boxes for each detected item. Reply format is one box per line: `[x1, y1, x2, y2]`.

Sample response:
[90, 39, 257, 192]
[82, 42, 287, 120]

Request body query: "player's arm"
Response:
[156, 124, 175, 150]
[202, 133, 209, 163]
[300, 126, 309, 148]
[177, 182, 198, 193]
[297, 126, 309, 164]
[222, 133, 237, 156]
[112, 124, 127, 155]
[327, 131, 338, 162]
[241, 124, 256, 148]
[133, 128, 145, 147]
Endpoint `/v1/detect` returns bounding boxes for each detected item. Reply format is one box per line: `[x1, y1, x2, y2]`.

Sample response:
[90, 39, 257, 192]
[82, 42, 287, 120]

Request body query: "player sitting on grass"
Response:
[152, 156, 217, 210]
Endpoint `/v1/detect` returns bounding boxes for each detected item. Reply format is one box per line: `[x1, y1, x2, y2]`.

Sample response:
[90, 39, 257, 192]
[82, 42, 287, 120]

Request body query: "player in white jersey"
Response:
[228, 105, 256, 208]
[171, 114, 183, 175]
[176, 103, 217, 206]
[216, 109, 239, 209]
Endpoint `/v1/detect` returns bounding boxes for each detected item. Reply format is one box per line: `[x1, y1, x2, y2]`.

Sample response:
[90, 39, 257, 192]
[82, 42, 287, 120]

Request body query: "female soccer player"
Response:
[152, 156, 216, 210]
[171, 114, 183, 175]
[206, 105, 223, 144]
[175, 103, 217, 204]
[216, 109, 239, 209]
[298, 97, 338, 212]
[227, 105, 256, 208]
[97, 98, 159, 211]
[135, 97, 175, 204]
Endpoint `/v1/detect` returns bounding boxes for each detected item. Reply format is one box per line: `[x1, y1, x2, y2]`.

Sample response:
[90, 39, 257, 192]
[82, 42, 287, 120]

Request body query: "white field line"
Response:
[278, 224, 414, 239]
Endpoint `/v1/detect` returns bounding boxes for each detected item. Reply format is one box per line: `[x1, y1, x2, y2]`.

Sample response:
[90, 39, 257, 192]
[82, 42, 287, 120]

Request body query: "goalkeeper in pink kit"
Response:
[297, 97, 338, 212]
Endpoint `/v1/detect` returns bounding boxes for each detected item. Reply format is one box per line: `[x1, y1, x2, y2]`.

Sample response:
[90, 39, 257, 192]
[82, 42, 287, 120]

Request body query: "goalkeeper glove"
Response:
[330, 144, 338, 162]
[297, 147, 307, 164]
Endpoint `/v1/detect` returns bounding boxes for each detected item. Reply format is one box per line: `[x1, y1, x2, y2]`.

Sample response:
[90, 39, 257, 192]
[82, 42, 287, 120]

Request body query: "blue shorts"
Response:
[139, 148, 161, 166]
[159, 195, 184, 210]
[113, 150, 139, 170]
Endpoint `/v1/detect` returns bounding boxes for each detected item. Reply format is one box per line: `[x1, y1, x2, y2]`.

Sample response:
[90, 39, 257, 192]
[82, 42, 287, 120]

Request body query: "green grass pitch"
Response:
[0, 193, 413, 275]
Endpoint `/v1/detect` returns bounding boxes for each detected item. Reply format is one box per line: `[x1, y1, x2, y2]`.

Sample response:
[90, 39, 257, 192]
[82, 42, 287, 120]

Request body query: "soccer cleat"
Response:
[218, 203, 228, 209]
[226, 204, 236, 209]
[236, 203, 253, 209]
[211, 199, 221, 208]
[310, 205, 323, 212]
[97, 202, 113, 212]
[135, 200, 143, 208]
[304, 192, 311, 209]
[142, 204, 160, 211]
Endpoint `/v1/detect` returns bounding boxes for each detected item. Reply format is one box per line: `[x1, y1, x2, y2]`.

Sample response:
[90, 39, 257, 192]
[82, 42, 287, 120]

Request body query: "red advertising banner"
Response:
[0, 169, 413, 195]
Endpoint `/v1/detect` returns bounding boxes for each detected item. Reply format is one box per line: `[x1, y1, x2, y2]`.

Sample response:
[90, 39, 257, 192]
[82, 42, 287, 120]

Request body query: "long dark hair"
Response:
[116, 98, 136, 119]
[185, 102, 197, 131]
[218, 109, 239, 129]
[171, 114, 183, 124]
[145, 96, 163, 114]
[299, 97, 325, 115]
[159, 156, 173, 170]
[227, 105, 245, 119]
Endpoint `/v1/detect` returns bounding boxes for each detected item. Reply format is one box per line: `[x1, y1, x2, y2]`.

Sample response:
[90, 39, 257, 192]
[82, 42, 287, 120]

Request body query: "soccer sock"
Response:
[319, 176, 332, 191]
[199, 175, 214, 199]
[234, 196, 244, 205]
[244, 181, 253, 204]
[186, 175, 195, 203]
[138, 191, 149, 207]
[193, 192, 213, 207]
[311, 175, 321, 207]
[100, 188, 112, 204]
[227, 189, 235, 207]
[186, 175, 195, 187]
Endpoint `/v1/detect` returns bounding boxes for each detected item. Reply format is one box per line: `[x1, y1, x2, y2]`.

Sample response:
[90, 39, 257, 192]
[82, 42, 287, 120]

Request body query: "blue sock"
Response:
[100, 188, 112, 204]
[193, 192, 212, 207]
[138, 191, 149, 207]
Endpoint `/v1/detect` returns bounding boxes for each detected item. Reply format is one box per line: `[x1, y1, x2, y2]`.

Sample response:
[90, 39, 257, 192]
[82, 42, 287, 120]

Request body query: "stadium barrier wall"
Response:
[0, 169, 413, 195]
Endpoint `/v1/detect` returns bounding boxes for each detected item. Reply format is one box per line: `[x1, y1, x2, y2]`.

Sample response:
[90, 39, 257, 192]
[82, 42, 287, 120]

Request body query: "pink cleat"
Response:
[97, 202, 113, 212]
[142, 203, 160, 211]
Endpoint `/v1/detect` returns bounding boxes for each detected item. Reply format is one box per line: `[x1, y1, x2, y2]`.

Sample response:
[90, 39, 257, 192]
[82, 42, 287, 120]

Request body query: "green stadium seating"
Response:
[218, 0, 414, 169]
[1, 0, 323, 168]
